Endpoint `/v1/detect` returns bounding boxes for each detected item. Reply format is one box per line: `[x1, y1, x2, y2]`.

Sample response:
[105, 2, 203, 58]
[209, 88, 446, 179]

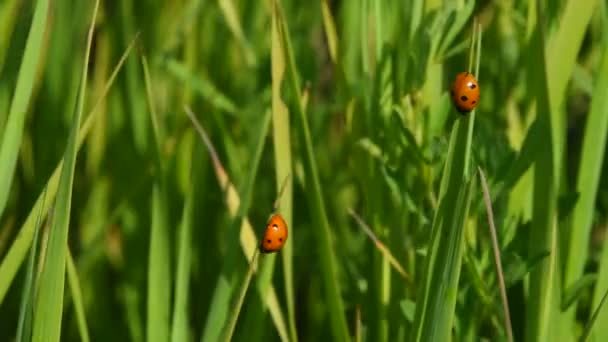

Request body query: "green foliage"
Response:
[1, 0, 607, 341]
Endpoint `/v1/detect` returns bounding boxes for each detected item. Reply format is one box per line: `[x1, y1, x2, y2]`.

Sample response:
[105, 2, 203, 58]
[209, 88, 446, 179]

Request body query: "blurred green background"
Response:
[1, 0, 608, 341]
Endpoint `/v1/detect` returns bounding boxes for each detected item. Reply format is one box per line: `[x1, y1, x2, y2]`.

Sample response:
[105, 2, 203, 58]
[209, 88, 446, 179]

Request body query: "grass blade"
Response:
[142, 56, 171, 342]
[31, 1, 99, 341]
[0, 0, 50, 218]
[66, 248, 90, 342]
[270, 3, 296, 340]
[274, 0, 350, 339]
[185, 107, 289, 342]
[412, 21, 481, 341]
[0, 33, 137, 305]
[478, 167, 514, 342]
[564, 16, 608, 304]
[15, 187, 47, 342]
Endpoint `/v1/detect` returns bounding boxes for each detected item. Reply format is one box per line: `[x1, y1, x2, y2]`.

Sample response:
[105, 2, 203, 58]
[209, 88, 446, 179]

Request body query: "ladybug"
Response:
[260, 214, 288, 253]
[450, 72, 479, 114]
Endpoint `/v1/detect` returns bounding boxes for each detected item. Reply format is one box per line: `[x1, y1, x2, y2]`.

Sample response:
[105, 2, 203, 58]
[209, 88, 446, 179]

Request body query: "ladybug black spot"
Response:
[267, 239, 271, 243]
[472, 101, 476, 104]
[279, 238, 283, 242]
[469, 83, 477, 89]
[460, 95, 468, 102]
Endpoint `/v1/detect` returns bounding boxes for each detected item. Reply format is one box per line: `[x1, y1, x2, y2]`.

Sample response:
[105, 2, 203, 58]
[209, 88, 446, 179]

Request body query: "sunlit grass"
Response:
[0, 1, 607, 341]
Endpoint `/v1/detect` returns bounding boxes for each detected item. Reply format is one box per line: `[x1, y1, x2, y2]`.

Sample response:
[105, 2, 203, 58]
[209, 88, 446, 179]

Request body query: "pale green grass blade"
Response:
[564, 2, 608, 308]
[197, 108, 271, 342]
[217, 0, 257, 66]
[15, 187, 47, 342]
[270, 4, 296, 340]
[147, 185, 171, 342]
[274, 0, 349, 339]
[142, 56, 171, 342]
[31, 2, 99, 341]
[0, 33, 138, 306]
[0, 0, 50, 218]
[185, 107, 289, 342]
[525, 2, 562, 341]
[171, 146, 204, 342]
[66, 248, 90, 342]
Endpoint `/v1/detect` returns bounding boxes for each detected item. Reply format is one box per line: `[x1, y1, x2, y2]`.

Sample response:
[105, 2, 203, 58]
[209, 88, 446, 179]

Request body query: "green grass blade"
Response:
[0, 32, 137, 306]
[0, 0, 50, 218]
[591, 220, 608, 340]
[66, 248, 91, 342]
[185, 107, 289, 342]
[15, 187, 47, 342]
[274, 0, 350, 339]
[581, 287, 608, 342]
[147, 185, 171, 342]
[270, 4, 296, 340]
[564, 13, 608, 303]
[198, 109, 271, 342]
[31, 2, 99, 341]
[171, 146, 204, 342]
[412, 21, 481, 341]
[142, 56, 172, 342]
[525, 2, 562, 341]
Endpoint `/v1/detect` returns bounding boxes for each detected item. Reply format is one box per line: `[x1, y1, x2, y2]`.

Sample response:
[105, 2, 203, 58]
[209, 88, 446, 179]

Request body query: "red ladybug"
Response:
[450, 72, 480, 114]
[260, 214, 288, 253]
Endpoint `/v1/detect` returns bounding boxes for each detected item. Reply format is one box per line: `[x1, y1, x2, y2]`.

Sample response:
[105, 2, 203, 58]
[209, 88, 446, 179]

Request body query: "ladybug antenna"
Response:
[273, 173, 291, 212]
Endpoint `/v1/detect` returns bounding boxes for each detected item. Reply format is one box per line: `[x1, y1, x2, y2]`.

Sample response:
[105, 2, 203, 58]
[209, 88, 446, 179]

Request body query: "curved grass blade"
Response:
[31, 2, 99, 341]
[0, 0, 50, 218]
[0, 32, 138, 306]
[185, 107, 289, 341]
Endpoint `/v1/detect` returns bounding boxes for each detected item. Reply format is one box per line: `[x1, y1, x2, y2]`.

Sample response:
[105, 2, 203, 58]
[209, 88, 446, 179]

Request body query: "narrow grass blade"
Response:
[31, 2, 99, 341]
[580, 287, 608, 342]
[15, 187, 47, 342]
[0, 32, 138, 306]
[221, 250, 260, 342]
[187, 106, 273, 342]
[273, 0, 350, 339]
[478, 167, 514, 342]
[525, 2, 562, 341]
[185, 107, 289, 341]
[564, 22, 608, 300]
[147, 185, 171, 342]
[348, 209, 409, 279]
[412, 21, 481, 342]
[66, 248, 90, 342]
[217, 0, 256, 66]
[171, 144, 205, 342]
[591, 220, 608, 340]
[142, 56, 171, 342]
[0, 0, 50, 218]
[270, 4, 296, 340]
